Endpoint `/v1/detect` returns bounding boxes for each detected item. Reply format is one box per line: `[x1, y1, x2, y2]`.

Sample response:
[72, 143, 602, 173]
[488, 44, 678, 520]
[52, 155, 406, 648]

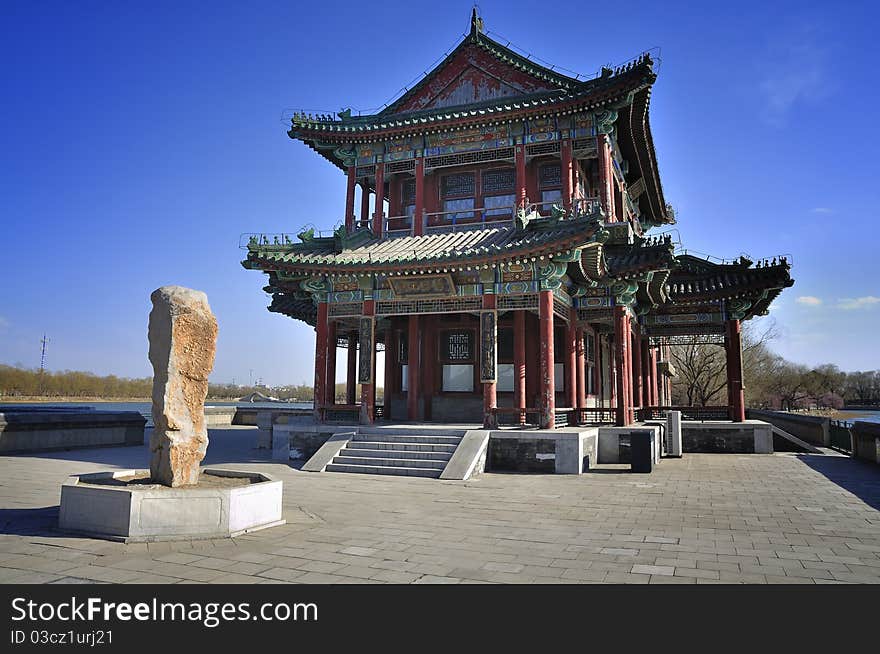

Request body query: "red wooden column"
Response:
[326, 320, 337, 406]
[313, 302, 329, 422]
[640, 339, 651, 409]
[482, 295, 498, 429]
[345, 334, 357, 405]
[387, 175, 399, 222]
[539, 290, 555, 429]
[525, 312, 539, 409]
[613, 306, 630, 426]
[422, 316, 435, 421]
[650, 347, 660, 407]
[565, 310, 577, 411]
[413, 157, 425, 236]
[513, 309, 527, 424]
[631, 325, 642, 415]
[625, 317, 635, 424]
[576, 325, 586, 414]
[360, 180, 370, 228]
[726, 319, 746, 422]
[345, 165, 357, 232]
[597, 135, 616, 221]
[383, 328, 394, 417]
[359, 301, 376, 425]
[561, 139, 573, 213]
[515, 143, 527, 208]
[373, 162, 385, 238]
[407, 314, 420, 421]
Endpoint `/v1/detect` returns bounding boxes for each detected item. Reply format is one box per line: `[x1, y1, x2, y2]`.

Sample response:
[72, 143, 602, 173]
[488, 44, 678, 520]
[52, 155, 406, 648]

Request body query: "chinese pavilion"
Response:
[242, 10, 793, 430]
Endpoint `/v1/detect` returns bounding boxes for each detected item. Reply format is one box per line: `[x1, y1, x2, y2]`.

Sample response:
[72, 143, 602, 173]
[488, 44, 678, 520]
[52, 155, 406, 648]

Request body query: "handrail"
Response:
[240, 230, 340, 249]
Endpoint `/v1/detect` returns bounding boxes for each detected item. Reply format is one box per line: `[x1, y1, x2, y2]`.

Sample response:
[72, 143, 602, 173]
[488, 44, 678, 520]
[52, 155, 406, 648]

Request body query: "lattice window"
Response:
[497, 294, 538, 310]
[376, 297, 483, 315]
[649, 333, 726, 347]
[481, 168, 515, 194]
[328, 302, 363, 317]
[401, 180, 416, 206]
[527, 142, 560, 157]
[425, 147, 515, 170]
[441, 172, 475, 198]
[540, 163, 562, 188]
[573, 138, 598, 154]
[355, 165, 376, 178]
[386, 159, 414, 174]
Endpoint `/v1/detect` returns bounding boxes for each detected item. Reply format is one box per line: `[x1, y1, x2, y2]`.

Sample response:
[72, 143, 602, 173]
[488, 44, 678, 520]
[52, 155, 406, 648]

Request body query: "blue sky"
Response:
[1, 0, 877, 386]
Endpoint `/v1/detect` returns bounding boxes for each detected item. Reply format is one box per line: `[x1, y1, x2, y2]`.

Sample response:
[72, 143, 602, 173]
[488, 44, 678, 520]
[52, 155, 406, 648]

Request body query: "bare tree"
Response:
[670, 317, 779, 407]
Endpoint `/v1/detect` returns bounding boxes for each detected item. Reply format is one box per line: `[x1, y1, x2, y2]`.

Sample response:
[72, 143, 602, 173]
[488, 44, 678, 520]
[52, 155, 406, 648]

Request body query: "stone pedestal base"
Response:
[59, 469, 284, 542]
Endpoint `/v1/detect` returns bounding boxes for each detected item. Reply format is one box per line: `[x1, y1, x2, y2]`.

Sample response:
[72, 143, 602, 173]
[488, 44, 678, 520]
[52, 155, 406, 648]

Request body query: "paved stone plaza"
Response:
[1, 426, 879, 584]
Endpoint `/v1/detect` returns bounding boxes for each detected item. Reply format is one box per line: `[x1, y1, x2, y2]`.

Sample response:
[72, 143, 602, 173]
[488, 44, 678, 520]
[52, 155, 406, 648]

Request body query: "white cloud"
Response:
[811, 207, 833, 214]
[796, 296, 822, 306]
[757, 23, 831, 125]
[837, 296, 880, 310]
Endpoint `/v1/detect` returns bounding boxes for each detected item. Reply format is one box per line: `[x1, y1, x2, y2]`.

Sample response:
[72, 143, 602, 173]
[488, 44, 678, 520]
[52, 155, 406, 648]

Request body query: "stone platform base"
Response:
[59, 468, 284, 542]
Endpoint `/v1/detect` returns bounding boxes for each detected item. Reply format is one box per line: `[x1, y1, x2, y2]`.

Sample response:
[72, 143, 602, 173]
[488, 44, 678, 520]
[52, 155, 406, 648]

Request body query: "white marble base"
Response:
[59, 468, 284, 542]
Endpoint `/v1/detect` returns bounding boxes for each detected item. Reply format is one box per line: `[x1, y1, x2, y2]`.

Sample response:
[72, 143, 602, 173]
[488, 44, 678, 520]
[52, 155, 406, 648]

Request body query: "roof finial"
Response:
[470, 6, 484, 39]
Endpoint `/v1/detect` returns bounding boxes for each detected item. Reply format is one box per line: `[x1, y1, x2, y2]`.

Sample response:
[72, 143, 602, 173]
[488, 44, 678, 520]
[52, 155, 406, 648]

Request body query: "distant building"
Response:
[243, 10, 793, 428]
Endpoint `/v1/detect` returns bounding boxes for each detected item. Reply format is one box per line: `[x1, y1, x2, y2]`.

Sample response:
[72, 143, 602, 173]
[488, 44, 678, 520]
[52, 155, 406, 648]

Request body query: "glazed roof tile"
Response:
[244, 216, 602, 273]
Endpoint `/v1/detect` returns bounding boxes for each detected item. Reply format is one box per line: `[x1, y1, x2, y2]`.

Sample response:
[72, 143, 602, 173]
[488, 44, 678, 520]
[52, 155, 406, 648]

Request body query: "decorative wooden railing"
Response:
[490, 405, 616, 427]
[637, 406, 731, 421]
[424, 206, 518, 233]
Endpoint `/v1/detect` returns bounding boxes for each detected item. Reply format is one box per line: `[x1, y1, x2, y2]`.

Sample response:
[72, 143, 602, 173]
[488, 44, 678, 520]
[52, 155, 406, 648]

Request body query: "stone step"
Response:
[333, 456, 446, 469]
[325, 463, 443, 478]
[357, 428, 468, 438]
[351, 433, 462, 445]
[348, 440, 458, 453]
[340, 447, 452, 461]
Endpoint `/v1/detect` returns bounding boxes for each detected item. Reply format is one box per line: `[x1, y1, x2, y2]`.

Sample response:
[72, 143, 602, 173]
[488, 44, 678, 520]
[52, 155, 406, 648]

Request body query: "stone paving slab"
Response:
[1, 426, 879, 584]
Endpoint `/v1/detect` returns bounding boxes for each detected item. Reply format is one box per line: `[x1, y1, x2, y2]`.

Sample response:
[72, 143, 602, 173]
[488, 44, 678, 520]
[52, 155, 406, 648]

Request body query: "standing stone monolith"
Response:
[148, 286, 218, 487]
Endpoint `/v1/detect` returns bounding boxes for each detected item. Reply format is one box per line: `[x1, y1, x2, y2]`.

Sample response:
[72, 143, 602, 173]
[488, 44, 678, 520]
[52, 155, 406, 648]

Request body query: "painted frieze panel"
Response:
[425, 124, 512, 157]
[572, 113, 595, 138]
[332, 276, 359, 292]
[501, 262, 533, 282]
[576, 296, 613, 309]
[388, 274, 456, 299]
[330, 291, 363, 303]
[480, 310, 497, 383]
[452, 270, 481, 285]
[648, 312, 724, 325]
[525, 116, 559, 144]
[495, 281, 539, 295]
[358, 317, 375, 384]
[385, 136, 423, 162]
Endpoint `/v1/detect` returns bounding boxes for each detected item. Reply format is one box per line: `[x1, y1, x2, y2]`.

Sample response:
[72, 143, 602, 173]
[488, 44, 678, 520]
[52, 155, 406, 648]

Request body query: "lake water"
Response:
[3, 402, 879, 428]
[839, 410, 880, 426]
[0, 401, 313, 427]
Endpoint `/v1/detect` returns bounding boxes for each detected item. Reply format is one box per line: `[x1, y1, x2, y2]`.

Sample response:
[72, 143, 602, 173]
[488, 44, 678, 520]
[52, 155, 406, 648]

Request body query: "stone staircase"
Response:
[324, 429, 466, 478]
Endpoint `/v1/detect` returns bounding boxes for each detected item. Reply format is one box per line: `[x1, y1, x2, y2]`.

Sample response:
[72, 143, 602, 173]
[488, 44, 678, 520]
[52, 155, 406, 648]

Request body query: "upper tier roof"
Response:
[243, 210, 605, 275]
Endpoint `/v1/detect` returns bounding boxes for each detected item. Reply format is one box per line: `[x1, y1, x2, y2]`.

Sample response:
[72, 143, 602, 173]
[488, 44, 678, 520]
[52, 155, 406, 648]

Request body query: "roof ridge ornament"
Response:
[470, 7, 484, 40]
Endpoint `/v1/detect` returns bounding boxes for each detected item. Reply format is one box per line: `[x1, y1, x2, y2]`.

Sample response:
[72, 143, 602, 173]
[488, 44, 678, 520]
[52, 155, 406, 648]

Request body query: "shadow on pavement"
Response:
[796, 454, 880, 511]
[0, 506, 60, 537]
